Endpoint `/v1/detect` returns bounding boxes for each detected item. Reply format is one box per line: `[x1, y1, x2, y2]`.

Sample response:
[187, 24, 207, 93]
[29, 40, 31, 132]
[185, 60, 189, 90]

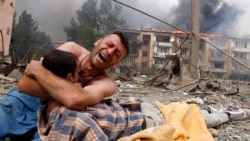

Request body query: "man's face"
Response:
[89, 34, 127, 69]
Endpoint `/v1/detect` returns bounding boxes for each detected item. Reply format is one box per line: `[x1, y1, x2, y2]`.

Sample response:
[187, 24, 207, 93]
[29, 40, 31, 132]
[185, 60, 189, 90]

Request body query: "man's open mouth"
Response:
[99, 53, 107, 63]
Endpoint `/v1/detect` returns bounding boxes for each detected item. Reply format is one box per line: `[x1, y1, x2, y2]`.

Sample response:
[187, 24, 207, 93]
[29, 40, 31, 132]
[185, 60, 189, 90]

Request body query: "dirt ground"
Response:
[112, 75, 250, 141]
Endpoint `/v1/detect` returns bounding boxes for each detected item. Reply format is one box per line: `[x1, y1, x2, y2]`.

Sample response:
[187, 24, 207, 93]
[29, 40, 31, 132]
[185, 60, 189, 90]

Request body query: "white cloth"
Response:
[141, 102, 164, 128]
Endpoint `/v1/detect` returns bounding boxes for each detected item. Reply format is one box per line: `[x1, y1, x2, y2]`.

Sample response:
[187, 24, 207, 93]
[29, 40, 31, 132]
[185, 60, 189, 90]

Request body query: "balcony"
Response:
[232, 47, 250, 52]
[154, 41, 172, 47]
[210, 68, 227, 73]
[153, 53, 168, 58]
[209, 56, 227, 62]
[233, 58, 250, 65]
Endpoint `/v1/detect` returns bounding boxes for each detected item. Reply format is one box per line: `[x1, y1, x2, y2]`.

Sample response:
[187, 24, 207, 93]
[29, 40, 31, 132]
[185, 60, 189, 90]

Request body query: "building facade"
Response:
[107, 28, 250, 81]
[0, 0, 15, 58]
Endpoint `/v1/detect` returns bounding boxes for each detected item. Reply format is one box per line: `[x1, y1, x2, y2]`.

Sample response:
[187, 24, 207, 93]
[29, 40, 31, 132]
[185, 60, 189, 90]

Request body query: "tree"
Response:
[98, 0, 125, 35]
[64, 0, 125, 50]
[10, 10, 53, 64]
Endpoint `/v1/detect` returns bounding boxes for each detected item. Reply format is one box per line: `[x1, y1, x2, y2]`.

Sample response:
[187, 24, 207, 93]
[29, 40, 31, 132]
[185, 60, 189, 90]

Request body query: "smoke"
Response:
[15, 0, 85, 42]
[120, 0, 250, 38]
[15, 0, 250, 42]
[119, 0, 178, 29]
[122, 0, 244, 36]
[200, 0, 241, 34]
[225, 0, 250, 37]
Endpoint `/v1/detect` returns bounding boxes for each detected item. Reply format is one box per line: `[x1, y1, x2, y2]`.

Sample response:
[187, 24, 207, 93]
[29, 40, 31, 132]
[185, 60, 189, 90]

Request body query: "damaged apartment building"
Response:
[107, 28, 250, 81]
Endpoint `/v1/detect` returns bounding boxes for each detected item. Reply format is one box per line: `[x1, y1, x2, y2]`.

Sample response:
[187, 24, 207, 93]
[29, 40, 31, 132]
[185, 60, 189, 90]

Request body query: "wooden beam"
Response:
[190, 0, 200, 79]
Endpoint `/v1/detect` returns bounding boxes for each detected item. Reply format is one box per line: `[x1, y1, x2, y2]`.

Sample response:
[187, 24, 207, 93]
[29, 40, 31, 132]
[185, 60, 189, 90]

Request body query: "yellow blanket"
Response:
[118, 101, 214, 141]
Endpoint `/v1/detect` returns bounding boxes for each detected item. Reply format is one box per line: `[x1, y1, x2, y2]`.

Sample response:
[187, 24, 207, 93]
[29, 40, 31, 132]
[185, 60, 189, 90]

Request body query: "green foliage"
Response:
[11, 11, 38, 46]
[145, 65, 159, 76]
[98, 0, 125, 35]
[10, 10, 54, 63]
[64, 0, 125, 51]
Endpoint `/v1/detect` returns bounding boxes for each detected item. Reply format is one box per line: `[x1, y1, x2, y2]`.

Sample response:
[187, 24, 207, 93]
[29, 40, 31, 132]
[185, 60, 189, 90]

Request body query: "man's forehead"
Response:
[103, 34, 122, 45]
[104, 34, 127, 54]
[104, 34, 119, 40]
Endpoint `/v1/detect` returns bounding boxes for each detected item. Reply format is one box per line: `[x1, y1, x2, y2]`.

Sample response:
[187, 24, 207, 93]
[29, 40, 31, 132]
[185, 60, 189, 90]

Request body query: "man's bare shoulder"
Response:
[58, 42, 89, 57]
[90, 71, 117, 97]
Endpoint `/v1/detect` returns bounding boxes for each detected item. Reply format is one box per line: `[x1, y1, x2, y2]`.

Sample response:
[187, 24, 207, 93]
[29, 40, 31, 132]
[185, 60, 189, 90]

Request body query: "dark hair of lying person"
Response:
[42, 50, 78, 78]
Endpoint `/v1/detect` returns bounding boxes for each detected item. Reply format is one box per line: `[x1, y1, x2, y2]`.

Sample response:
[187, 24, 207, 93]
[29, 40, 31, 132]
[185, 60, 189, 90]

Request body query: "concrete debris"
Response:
[208, 128, 220, 137]
[201, 110, 229, 128]
[113, 75, 250, 140]
[0, 74, 18, 97]
[184, 97, 204, 105]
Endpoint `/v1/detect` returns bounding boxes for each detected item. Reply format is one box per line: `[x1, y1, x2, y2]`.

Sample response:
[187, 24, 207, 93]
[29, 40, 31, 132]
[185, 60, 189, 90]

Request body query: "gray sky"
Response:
[15, 0, 84, 42]
[15, 0, 250, 42]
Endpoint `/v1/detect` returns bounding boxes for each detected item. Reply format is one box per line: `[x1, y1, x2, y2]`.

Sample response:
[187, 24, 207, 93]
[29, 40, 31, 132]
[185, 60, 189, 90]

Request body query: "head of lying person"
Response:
[42, 50, 80, 83]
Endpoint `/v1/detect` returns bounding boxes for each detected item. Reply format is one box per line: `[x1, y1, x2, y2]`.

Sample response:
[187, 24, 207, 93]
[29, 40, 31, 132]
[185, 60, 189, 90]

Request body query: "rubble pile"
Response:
[113, 75, 250, 140]
[0, 75, 18, 97]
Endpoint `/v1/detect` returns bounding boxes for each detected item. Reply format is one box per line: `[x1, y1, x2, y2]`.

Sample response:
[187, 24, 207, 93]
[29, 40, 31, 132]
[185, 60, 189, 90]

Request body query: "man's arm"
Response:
[23, 60, 117, 110]
[18, 75, 50, 99]
[18, 42, 86, 100]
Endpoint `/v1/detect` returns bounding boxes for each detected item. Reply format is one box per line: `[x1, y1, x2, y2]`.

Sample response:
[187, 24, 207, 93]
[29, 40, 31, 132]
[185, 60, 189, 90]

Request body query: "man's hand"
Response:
[18, 59, 50, 99]
[24, 60, 43, 78]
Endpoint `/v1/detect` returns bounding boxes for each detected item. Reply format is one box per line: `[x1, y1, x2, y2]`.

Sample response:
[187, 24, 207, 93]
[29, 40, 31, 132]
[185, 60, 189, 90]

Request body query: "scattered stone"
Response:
[112, 75, 250, 140]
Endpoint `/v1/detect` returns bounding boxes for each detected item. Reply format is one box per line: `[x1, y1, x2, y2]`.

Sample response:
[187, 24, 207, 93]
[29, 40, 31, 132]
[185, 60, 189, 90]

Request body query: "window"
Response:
[179, 37, 192, 44]
[211, 38, 226, 47]
[213, 62, 224, 69]
[233, 64, 247, 71]
[143, 39, 149, 45]
[129, 57, 135, 63]
[142, 51, 148, 57]
[235, 41, 248, 48]
[180, 48, 188, 55]
[154, 58, 165, 65]
[158, 47, 170, 54]
[6, 27, 10, 35]
[211, 50, 223, 57]
[142, 62, 147, 68]
[200, 40, 205, 49]
[156, 35, 170, 43]
[234, 52, 247, 59]
[121, 56, 135, 64]
[143, 35, 150, 45]
[107, 67, 115, 74]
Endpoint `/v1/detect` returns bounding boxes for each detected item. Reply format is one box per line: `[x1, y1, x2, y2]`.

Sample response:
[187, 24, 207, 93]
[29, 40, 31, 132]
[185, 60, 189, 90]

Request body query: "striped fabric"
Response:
[38, 101, 143, 141]
[85, 101, 144, 140]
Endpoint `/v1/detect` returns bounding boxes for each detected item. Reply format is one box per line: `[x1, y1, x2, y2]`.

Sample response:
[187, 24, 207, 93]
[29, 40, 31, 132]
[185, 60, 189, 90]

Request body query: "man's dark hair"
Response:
[42, 50, 78, 78]
[108, 30, 130, 57]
